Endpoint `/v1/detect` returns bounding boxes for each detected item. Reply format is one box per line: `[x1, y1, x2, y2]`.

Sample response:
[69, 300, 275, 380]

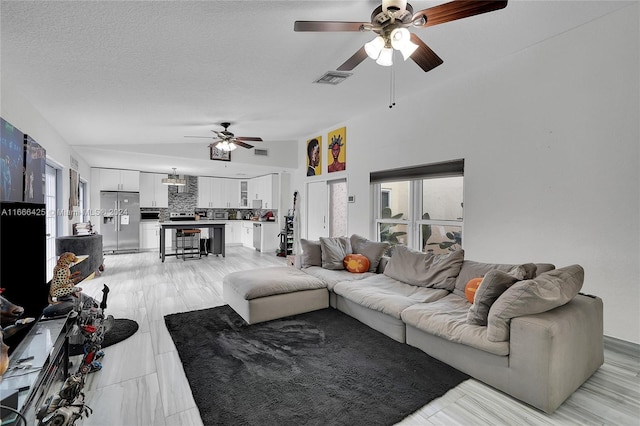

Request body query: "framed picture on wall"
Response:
[306, 136, 321, 176]
[210, 145, 231, 161]
[328, 127, 346, 173]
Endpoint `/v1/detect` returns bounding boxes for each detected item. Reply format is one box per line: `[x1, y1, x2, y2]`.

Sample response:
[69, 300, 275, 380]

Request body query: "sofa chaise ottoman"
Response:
[223, 266, 329, 324]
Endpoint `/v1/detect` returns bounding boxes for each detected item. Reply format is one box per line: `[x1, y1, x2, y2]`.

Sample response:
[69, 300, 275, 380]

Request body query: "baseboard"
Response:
[604, 335, 640, 357]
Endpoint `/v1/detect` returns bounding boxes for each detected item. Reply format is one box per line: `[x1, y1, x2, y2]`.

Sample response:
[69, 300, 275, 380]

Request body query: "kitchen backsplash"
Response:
[141, 176, 276, 221]
[168, 175, 198, 213]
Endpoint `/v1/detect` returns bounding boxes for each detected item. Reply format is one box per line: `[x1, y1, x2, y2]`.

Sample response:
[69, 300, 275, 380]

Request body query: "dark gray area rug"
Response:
[69, 318, 139, 356]
[165, 305, 469, 426]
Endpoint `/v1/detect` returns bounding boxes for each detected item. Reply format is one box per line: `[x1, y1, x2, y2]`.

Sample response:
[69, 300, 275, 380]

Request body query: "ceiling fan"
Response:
[184, 122, 263, 151]
[294, 0, 507, 72]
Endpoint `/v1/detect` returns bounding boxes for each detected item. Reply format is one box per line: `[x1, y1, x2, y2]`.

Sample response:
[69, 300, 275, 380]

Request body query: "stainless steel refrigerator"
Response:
[100, 191, 140, 252]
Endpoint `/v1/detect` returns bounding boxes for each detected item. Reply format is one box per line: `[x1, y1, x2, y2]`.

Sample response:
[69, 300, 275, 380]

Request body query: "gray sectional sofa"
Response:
[223, 235, 604, 414]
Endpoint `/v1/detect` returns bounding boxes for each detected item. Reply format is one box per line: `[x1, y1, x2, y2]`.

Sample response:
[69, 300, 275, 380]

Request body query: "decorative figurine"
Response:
[0, 290, 35, 377]
[36, 285, 113, 426]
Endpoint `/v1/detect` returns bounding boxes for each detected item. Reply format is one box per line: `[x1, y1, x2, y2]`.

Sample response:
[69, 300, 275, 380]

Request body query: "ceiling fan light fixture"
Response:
[390, 27, 418, 61]
[365, 35, 385, 60]
[376, 47, 394, 66]
[398, 39, 419, 60]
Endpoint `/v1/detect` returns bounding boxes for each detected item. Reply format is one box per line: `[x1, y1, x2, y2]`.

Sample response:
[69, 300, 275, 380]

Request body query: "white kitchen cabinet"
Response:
[255, 221, 280, 253]
[139, 172, 169, 208]
[199, 177, 242, 208]
[198, 176, 213, 208]
[199, 177, 224, 208]
[140, 222, 171, 251]
[226, 222, 242, 245]
[241, 221, 254, 248]
[97, 168, 140, 191]
[249, 174, 279, 209]
[225, 179, 241, 208]
[239, 180, 248, 207]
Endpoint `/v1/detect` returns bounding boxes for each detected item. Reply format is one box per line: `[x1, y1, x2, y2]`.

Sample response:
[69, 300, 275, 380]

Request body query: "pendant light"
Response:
[161, 168, 186, 186]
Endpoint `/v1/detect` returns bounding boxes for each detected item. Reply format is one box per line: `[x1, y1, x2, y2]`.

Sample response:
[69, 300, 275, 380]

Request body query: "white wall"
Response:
[1, 85, 93, 235]
[295, 5, 639, 344]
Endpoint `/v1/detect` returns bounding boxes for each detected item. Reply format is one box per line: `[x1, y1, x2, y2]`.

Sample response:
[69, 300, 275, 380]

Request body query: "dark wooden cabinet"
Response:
[0, 201, 48, 320]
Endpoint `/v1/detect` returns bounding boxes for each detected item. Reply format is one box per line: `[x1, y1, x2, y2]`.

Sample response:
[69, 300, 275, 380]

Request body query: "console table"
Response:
[158, 221, 226, 262]
[0, 314, 73, 426]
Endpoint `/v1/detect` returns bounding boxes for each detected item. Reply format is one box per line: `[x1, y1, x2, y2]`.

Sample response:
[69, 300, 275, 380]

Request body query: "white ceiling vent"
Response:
[313, 71, 352, 85]
[254, 148, 269, 156]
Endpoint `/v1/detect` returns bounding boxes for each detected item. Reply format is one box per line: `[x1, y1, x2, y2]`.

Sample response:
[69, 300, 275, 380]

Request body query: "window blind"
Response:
[370, 159, 464, 183]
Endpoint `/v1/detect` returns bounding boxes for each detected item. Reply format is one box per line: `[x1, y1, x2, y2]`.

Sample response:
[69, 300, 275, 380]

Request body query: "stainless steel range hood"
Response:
[176, 175, 189, 193]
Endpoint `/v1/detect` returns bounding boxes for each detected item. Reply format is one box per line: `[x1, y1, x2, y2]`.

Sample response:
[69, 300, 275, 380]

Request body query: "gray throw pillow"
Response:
[454, 261, 539, 297]
[300, 239, 322, 268]
[487, 264, 585, 342]
[466, 270, 520, 326]
[350, 234, 390, 272]
[319, 236, 352, 270]
[383, 245, 464, 289]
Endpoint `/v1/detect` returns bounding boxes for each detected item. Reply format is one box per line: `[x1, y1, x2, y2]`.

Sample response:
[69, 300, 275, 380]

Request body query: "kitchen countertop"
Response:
[148, 219, 279, 226]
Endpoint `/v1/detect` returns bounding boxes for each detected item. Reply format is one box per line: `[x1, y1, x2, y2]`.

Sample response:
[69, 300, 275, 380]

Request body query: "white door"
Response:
[306, 181, 328, 240]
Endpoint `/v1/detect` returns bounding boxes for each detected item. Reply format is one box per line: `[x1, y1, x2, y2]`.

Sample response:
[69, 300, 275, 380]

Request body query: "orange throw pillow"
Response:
[344, 254, 370, 273]
[465, 278, 483, 303]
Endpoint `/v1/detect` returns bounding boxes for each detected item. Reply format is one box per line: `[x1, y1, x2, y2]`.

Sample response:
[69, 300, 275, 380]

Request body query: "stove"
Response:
[169, 212, 195, 221]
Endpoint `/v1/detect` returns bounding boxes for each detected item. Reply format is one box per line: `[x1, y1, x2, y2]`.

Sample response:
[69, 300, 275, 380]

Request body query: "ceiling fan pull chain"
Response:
[389, 65, 396, 108]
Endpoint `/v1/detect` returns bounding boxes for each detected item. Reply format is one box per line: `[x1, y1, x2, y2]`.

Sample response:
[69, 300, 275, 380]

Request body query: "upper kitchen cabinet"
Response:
[224, 179, 241, 208]
[97, 168, 140, 191]
[198, 176, 213, 208]
[249, 174, 279, 209]
[139, 172, 169, 208]
[199, 177, 242, 208]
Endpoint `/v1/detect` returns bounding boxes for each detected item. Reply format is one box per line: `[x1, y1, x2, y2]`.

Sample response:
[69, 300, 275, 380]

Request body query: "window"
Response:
[45, 164, 59, 281]
[372, 160, 463, 254]
[79, 179, 87, 222]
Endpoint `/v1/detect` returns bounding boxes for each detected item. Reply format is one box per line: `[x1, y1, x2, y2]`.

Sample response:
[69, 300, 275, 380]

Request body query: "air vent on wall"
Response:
[313, 71, 352, 85]
[254, 148, 269, 156]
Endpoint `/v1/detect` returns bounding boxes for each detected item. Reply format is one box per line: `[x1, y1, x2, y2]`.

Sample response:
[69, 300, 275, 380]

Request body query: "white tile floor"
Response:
[72, 247, 639, 426]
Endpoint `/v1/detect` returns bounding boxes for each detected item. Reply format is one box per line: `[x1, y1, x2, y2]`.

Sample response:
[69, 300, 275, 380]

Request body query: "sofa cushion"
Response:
[383, 245, 464, 290]
[223, 267, 326, 300]
[487, 264, 585, 342]
[334, 274, 449, 319]
[344, 254, 370, 273]
[300, 239, 322, 268]
[303, 266, 376, 291]
[453, 260, 543, 298]
[401, 294, 510, 356]
[320, 236, 352, 270]
[350, 234, 390, 273]
[466, 270, 521, 326]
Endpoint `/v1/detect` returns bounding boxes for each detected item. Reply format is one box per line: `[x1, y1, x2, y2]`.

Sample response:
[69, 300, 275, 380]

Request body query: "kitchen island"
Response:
[159, 220, 226, 262]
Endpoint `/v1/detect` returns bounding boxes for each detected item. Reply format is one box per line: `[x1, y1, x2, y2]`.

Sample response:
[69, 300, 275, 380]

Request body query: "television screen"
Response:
[24, 135, 46, 203]
[0, 117, 25, 202]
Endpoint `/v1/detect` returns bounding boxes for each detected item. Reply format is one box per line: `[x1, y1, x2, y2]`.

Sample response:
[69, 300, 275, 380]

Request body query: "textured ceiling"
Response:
[0, 0, 630, 177]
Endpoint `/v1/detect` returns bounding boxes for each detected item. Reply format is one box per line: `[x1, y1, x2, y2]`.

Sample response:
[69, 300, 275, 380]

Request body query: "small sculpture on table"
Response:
[37, 253, 114, 425]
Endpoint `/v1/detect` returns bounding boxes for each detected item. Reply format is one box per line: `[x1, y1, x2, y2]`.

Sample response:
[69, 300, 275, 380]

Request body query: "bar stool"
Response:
[181, 229, 201, 260]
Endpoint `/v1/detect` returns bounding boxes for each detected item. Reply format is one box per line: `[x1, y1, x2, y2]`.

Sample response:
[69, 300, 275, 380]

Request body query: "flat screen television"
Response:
[0, 117, 25, 202]
[24, 134, 46, 203]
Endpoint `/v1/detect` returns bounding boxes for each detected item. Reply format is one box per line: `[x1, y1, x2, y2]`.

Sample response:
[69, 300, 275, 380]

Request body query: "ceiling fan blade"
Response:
[294, 21, 369, 32]
[413, 0, 507, 28]
[409, 33, 443, 72]
[185, 136, 219, 139]
[337, 46, 368, 71]
[235, 137, 263, 142]
[233, 141, 254, 149]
